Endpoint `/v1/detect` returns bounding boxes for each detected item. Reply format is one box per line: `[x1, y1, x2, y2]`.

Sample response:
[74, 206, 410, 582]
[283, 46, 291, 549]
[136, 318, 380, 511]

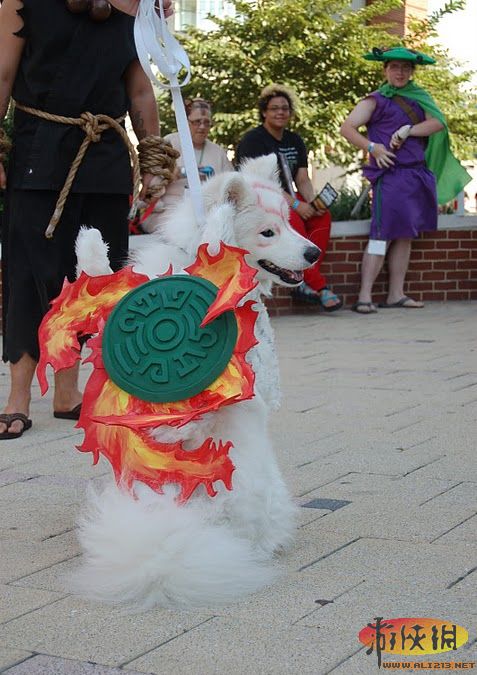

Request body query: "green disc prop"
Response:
[102, 275, 238, 402]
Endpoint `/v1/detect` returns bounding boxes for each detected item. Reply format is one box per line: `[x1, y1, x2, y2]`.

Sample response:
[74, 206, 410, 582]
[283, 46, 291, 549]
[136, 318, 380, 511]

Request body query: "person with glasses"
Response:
[236, 84, 342, 311]
[141, 98, 233, 232]
[340, 47, 469, 314]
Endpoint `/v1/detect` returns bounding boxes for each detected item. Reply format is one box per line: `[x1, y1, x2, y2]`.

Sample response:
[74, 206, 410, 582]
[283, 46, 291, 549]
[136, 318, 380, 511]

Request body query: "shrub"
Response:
[329, 186, 371, 221]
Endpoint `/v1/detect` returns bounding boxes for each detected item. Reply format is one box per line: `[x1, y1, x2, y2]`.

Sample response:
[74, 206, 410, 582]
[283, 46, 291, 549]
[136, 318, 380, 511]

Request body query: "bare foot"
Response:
[53, 362, 82, 415]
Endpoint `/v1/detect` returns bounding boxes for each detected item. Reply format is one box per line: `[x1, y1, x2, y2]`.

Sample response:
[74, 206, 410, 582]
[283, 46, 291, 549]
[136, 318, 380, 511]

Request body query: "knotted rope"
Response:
[137, 134, 180, 202]
[0, 127, 12, 164]
[15, 102, 141, 238]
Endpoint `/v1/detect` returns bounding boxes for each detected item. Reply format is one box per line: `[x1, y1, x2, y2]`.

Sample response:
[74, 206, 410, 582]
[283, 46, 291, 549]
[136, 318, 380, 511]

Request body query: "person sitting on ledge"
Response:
[236, 84, 342, 312]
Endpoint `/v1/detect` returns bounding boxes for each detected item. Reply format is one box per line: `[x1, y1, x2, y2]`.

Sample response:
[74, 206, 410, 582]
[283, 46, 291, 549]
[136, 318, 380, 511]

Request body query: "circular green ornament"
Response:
[102, 275, 238, 402]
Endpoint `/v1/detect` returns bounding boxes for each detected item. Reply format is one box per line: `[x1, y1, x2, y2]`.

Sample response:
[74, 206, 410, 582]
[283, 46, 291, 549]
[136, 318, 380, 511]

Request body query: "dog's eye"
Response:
[260, 229, 275, 238]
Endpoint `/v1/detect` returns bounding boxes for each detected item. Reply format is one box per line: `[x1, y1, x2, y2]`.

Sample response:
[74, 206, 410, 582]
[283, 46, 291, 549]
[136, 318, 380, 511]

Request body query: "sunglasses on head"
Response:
[184, 98, 211, 109]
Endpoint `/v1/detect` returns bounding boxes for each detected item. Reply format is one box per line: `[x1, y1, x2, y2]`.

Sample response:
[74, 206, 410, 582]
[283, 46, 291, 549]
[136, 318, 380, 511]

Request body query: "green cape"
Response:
[378, 80, 471, 204]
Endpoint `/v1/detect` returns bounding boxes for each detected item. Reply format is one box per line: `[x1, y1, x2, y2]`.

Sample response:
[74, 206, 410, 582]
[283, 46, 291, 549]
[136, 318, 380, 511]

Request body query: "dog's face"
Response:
[201, 155, 320, 287]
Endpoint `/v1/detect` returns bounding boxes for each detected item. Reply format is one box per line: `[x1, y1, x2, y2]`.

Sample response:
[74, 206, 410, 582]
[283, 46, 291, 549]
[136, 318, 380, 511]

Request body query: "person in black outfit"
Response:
[236, 84, 342, 312]
[0, 0, 170, 439]
[108, 0, 172, 14]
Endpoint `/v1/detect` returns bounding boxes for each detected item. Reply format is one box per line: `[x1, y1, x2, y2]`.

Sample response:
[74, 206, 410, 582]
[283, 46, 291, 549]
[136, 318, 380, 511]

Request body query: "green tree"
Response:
[157, 0, 476, 165]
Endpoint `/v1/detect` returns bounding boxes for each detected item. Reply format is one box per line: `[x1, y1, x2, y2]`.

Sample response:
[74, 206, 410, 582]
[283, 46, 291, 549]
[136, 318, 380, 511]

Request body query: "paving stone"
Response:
[305, 496, 477, 543]
[0, 596, 214, 666]
[0, 648, 32, 671]
[0, 302, 475, 673]
[124, 616, 325, 675]
[9, 558, 81, 595]
[302, 498, 351, 511]
[5, 654, 146, 674]
[299, 472, 459, 506]
[0, 437, 72, 473]
[296, 536, 476, 591]
[0, 474, 92, 504]
[432, 513, 477, 545]
[0, 469, 41, 488]
[9, 448, 111, 480]
[212, 571, 365, 627]
[0, 497, 78, 543]
[0, 584, 65, 623]
[0, 531, 80, 584]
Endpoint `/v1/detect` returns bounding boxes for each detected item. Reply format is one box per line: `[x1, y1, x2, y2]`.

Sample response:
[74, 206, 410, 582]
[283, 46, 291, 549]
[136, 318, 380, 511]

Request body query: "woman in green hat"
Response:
[340, 47, 470, 314]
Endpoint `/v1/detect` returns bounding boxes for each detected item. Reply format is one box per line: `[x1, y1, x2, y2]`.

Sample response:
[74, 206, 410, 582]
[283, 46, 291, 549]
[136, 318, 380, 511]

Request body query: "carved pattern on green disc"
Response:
[102, 276, 238, 402]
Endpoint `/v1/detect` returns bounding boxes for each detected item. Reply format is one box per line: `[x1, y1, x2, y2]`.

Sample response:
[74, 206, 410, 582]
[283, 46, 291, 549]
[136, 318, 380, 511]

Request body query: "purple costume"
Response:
[364, 92, 438, 241]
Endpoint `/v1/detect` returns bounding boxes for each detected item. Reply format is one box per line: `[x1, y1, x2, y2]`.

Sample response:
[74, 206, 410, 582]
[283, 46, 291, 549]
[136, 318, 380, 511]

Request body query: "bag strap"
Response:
[391, 95, 421, 126]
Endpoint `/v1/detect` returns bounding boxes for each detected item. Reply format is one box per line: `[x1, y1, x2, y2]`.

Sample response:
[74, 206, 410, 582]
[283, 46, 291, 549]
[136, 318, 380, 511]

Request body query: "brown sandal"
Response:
[53, 403, 82, 420]
[0, 413, 33, 440]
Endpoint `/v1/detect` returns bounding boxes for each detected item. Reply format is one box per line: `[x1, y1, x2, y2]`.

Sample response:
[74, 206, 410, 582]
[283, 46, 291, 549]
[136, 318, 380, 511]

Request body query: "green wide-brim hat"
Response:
[364, 47, 435, 65]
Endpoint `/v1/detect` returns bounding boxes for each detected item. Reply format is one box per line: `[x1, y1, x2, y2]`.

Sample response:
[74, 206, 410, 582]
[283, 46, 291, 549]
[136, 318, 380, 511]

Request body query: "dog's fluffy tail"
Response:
[75, 227, 112, 278]
[74, 485, 275, 610]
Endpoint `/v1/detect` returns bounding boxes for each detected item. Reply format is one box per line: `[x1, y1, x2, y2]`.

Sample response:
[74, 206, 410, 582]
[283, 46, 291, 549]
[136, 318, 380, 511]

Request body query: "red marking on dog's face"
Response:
[252, 183, 289, 222]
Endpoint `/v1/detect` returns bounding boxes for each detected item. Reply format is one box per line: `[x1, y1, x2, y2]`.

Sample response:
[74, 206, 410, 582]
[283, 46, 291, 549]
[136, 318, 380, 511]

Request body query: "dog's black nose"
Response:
[304, 245, 321, 264]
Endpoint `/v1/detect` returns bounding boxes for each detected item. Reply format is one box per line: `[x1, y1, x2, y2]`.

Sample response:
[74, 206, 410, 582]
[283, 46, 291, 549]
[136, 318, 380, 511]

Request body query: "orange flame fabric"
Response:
[37, 268, 149, 395]
[38, 244, 258, 502]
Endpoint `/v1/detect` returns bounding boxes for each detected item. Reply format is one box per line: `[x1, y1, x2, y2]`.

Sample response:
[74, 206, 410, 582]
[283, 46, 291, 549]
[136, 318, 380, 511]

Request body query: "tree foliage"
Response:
[157, 0, 476, 165]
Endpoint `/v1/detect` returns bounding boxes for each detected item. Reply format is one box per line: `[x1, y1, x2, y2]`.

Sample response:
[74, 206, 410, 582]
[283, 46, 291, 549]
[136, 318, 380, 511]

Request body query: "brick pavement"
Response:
[0, 302, 476, 674]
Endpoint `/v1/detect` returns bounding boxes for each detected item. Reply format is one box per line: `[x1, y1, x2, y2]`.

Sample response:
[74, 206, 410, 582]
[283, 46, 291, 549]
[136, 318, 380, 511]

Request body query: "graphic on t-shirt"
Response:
[278, 146, 300, 178]
[278, 152, 295, 195]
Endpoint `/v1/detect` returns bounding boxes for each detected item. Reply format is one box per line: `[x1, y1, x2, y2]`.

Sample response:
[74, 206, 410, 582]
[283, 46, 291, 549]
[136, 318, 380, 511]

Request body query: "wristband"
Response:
[291, 199, 300, 211]
[367, 142, 375, 154]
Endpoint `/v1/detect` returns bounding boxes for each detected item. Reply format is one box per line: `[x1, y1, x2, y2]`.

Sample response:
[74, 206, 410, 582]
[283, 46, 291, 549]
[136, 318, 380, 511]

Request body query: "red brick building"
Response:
[367, 0, 428, 35]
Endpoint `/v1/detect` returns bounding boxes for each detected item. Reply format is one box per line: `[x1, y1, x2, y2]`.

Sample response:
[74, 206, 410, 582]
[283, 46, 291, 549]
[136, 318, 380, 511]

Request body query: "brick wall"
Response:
[266, 223, 477, 316]
[366, 0, 428, 35]
[1, 221, 476, 325]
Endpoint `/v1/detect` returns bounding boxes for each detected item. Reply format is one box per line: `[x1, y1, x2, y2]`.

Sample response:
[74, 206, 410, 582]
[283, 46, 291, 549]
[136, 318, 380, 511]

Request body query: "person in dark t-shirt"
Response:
[236, 84, 342, 312]
[0, 0, 171, 439]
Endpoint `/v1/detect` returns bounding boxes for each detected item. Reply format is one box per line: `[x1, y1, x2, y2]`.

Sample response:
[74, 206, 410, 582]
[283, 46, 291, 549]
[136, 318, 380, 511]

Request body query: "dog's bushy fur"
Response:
[74, 155, 319, 609]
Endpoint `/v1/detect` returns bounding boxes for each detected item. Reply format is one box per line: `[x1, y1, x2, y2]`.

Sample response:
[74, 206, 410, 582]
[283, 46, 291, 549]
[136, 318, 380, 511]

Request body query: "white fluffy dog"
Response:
[73, 154, 319, 609]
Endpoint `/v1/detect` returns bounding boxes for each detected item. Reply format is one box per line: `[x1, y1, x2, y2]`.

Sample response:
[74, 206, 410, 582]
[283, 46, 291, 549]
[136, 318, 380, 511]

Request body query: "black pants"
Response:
[2, 190, 129, 363]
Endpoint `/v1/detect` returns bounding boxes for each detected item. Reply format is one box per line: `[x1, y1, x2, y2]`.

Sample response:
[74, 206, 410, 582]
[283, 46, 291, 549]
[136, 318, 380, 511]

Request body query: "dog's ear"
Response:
[239, 153, 278, 182]
[201, 204, 237, 252]
[221, 172, 252, 211]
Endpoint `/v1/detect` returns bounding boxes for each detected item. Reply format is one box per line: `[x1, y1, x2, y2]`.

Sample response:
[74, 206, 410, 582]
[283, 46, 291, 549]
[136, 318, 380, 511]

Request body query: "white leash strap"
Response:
[134, 0, 206, 227]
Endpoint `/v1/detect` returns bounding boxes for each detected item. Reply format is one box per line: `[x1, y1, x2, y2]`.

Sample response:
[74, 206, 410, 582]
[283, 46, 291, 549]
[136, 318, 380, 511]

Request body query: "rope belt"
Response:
[14, 102, 141, 239]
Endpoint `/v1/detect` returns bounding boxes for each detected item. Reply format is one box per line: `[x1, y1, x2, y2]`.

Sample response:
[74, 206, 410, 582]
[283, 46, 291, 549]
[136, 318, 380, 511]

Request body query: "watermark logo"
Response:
[359, 617, 469, 669]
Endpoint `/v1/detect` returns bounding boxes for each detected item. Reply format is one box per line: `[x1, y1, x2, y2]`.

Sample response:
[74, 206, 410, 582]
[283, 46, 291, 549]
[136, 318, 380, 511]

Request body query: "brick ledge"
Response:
[331, 213, 477, 237]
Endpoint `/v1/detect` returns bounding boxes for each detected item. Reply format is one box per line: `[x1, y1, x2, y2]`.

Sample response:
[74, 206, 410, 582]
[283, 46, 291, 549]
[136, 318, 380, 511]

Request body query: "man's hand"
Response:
[390, 124, 412, 150]
[109, 0, 173, 16]
[140, 173, 166, 202]
[370, 143, 396, 169]
[0, 163, 6, 191]
[309, 201, 328, 216]
[295, 201, 317, 221]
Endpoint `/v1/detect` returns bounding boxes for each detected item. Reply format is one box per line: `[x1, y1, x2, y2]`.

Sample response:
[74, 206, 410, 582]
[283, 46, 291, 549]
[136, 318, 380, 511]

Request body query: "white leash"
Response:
[134, 0, 206, 227]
